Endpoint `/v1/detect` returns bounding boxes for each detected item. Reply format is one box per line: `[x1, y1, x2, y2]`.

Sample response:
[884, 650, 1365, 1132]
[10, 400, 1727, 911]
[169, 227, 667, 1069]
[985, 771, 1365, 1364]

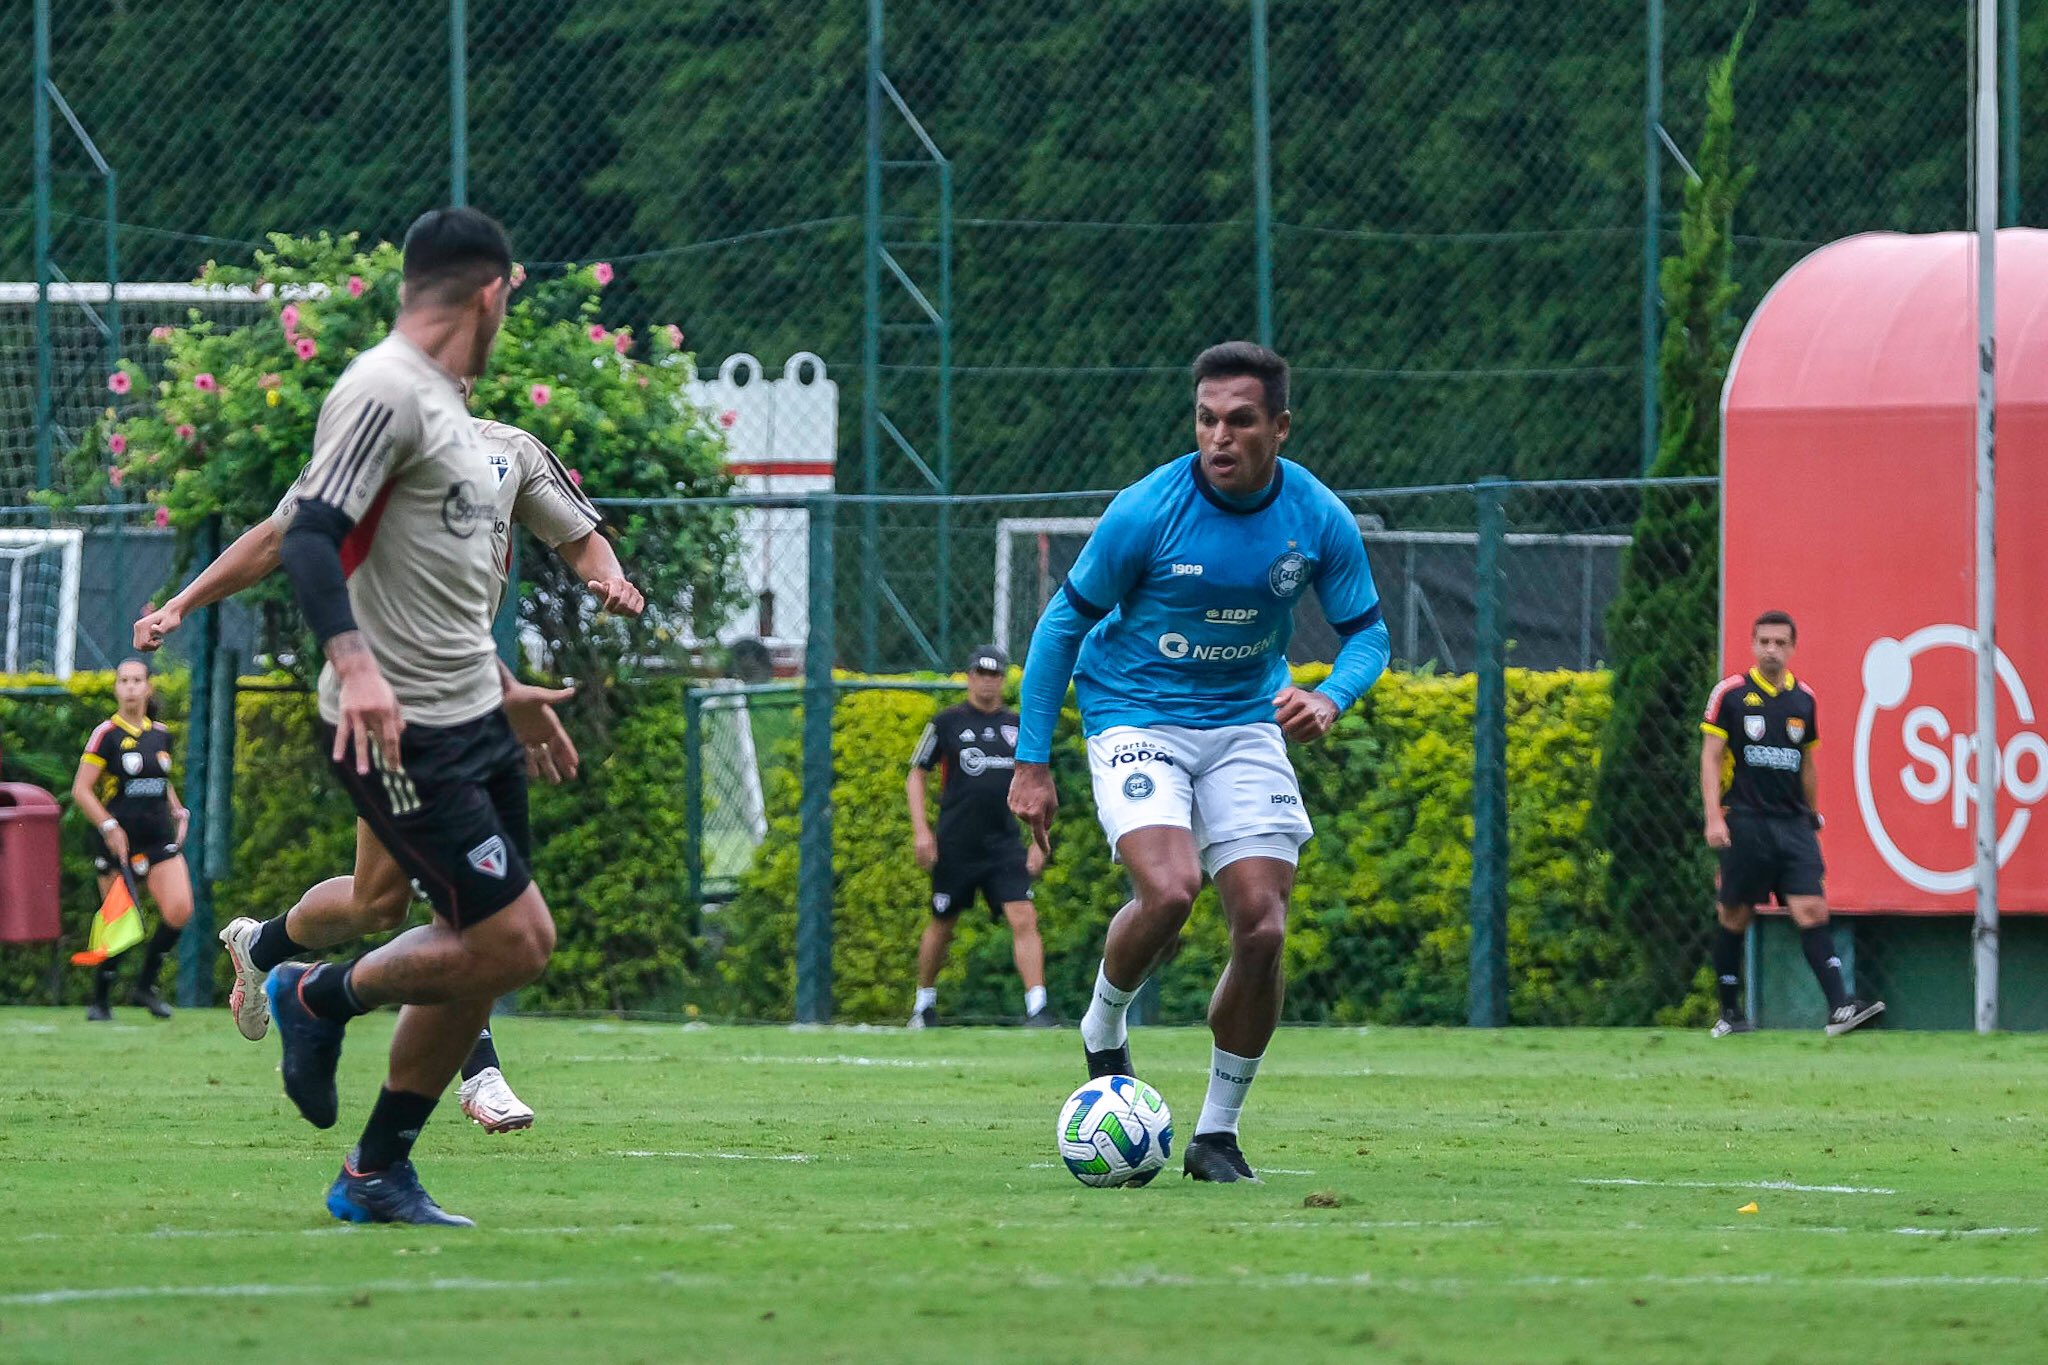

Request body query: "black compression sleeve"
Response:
[279, 499, 360, 645]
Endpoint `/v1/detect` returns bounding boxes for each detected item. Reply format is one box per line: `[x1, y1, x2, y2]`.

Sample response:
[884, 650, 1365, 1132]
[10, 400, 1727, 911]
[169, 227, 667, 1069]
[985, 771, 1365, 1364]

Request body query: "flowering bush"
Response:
[71, 233, 741, 694]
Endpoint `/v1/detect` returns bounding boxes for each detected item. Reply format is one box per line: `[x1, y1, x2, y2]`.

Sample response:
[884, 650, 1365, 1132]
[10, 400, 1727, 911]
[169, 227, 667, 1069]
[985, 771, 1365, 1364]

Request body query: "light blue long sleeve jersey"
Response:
[1016, 453, 1391, 763]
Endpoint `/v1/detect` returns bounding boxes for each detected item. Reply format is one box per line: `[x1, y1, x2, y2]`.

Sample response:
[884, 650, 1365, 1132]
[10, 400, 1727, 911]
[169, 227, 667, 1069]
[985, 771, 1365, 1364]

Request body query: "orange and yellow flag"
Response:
[70, 872, 145, 967]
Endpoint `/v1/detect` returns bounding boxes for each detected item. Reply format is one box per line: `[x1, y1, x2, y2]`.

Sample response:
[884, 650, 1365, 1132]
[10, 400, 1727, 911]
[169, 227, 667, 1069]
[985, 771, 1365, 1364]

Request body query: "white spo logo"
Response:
[1854, 626, 2048, 894]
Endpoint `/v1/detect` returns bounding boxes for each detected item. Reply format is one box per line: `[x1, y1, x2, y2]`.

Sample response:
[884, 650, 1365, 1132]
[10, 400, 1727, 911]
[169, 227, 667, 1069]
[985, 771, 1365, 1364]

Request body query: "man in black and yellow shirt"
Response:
[1700, 610, 1882, 1038]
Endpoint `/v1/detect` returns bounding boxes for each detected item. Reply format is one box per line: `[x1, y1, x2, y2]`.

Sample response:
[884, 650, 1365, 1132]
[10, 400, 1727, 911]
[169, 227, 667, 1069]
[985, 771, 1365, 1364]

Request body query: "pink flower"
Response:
[662, 324, 684, 350]
[637, 374, 650, 389]
[347, 275, 366, 298]
[258, 372, 281, 389]
[510, 263, 527, 289]
[614, 332, 631, 355]
[174, 423, 196, 442]
[719, 409, 738, 429]
[107, 371, 132, 395]
[194, 373, 217, 393]
[589, 324, 609, 344]
[280, 303, 301, 331]
[153, 506, 170, 529]
[108, 432, 128, 457]
[529, 383, 552, 407]
[149, 326, 173, 343]
[294, 336, 319, 361]
[568, 468, 583, 486]
[591, 261, 614, 286]
[108, 466, 125, 488]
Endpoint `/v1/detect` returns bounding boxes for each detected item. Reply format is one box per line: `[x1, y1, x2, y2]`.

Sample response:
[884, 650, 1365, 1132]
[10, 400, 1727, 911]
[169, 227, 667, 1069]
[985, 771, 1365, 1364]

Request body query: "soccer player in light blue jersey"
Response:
[1010, 342, 1390, 1183]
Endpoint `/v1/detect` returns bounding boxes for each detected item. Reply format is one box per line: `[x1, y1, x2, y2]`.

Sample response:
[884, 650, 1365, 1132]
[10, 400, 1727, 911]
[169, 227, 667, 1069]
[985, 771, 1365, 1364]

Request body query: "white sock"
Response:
[1024, 985, 1048, 1016]
[913, 987, 937, 1013]
[1079, 962, 1137, 1052]
[1196, 1046, 1263, 1137]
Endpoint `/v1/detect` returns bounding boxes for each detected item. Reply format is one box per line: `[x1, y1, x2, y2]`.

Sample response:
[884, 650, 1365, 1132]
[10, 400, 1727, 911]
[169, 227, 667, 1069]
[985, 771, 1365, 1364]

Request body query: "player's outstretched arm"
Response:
[554, 530, 644, 617]
[1277, 615, 1390, 743]
[1010, 593, 1093, 853]
[496, 658, 580, 784]
[133, 520, 284, 651]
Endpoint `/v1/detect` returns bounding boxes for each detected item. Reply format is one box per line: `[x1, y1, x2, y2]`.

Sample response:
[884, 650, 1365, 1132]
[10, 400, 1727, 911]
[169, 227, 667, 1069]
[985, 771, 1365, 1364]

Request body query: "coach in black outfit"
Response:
[1700, 610, 1883, 1038]
[905, 645, 1054, 1028]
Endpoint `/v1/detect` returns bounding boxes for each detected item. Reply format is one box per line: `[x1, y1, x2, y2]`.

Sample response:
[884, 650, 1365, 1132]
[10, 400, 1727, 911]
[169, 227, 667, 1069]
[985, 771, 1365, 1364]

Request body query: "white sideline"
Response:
[613, 1150, 816, 1162]
[1580, 1177, 1898, 1195]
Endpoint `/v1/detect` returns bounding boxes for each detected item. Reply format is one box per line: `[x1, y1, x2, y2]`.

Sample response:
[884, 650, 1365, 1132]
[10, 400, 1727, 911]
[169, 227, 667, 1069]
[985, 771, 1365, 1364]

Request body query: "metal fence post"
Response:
[797, 492, 837, 1022]
[176, 520, 219, 1008]
[860, 0, 883, 672]
[1251, 0, 1275, 348]
[32, 0, 52, 494]
[684, 687, 705, 910]
[1468, 478, 1509, 1027]
[449, 0, 468, 207]
[1640, 0, 1663, 474]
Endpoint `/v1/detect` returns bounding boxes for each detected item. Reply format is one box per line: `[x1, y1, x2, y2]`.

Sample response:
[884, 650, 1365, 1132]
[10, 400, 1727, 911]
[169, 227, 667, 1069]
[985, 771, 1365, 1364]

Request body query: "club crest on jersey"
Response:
[1744, 715, 1766, 741]
[466, 835, 509, 880]
[488, 450, 512, 486]
[121, 750, 144, 775]
[1000, 725, 1018, 747]
[1267, 550, 1309, 599]
[441, 481, 484, 538]
[157, 750, 172, 772]
[1786, 718, 1805, 744]
[931, 893, 952, 914]
[1123, 772, 1156, 800]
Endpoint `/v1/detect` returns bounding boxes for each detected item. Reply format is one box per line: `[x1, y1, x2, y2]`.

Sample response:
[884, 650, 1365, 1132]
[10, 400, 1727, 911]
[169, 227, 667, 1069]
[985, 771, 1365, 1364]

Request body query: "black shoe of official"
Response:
[85, 1000, 112, 1022]
[1825, 998, 1886, 1037]
[1183, 1131, 1261, 1184]
[1024, 1006, 1059, 1029]
[326, 1155, 475, 1228]
[266, 964, 345, 1129]
[127, 987, 173, 1020]
[1710, 1009, 1755, 1038]
[1084, 1042, 1133, 1080]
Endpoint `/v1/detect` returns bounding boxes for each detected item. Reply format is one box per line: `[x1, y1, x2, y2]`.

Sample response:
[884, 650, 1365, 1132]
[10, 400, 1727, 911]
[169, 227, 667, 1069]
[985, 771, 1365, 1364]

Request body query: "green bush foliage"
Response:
[719, 666, 1663, 1025]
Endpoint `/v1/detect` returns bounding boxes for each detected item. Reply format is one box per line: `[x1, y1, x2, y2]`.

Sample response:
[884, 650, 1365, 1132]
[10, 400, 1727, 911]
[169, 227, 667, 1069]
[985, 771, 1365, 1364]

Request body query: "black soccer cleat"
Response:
[1024, 1006, 1060, 1029]
[267, 963, 346, 1129]
[1710, 1009, 1755, 1038]
[1825, 998, 1885, 1037]
[326, 1155, 475, 1228]
[127, 987, 173, 1020]
[1183, 1131, 1261, 1184]
[84, 1001, 112, 1022]
[1084, 1042, 1133, 1080]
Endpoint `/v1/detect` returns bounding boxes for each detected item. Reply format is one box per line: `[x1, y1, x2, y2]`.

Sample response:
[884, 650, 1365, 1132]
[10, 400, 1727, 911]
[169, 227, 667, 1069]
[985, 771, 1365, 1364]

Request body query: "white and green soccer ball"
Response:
[1056, 1075, 1173, 1187]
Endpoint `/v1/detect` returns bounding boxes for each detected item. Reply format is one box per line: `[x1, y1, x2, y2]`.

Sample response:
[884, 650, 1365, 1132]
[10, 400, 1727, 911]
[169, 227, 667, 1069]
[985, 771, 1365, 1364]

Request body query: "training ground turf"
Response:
[2, 1013, 2045, 1364]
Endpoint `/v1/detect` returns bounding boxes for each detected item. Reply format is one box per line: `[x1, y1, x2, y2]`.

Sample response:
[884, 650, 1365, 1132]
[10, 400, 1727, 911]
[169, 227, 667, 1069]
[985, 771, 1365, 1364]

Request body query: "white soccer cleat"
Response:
[218, 917, 271, 1041]
[459, 1067, 535, 1133]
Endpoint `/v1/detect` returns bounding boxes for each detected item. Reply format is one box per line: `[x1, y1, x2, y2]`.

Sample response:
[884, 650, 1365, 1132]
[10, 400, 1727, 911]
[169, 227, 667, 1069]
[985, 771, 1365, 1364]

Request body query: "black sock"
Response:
[299, 960, 370, 1022]
[250, 914, 309, 972]
[92, 963, 118, 1008]
[352, 1087, 439, 1173]
[138, 921, 183, 993]
[1799, 923, 1851, 1011]
[1712, 926, 1745, 1015]
[460, 1028, 501, 1082]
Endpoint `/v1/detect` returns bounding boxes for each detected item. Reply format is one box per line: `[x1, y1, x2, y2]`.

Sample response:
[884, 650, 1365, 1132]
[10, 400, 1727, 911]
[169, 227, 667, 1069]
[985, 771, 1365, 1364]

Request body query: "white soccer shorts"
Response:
[1084, 723, 1312, 867]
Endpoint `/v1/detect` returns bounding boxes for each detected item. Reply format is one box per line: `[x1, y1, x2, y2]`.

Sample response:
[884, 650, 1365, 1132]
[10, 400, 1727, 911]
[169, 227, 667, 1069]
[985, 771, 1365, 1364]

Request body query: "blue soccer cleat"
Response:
[266, 963, 346, 1129]
[326, 1156, 474, 1227]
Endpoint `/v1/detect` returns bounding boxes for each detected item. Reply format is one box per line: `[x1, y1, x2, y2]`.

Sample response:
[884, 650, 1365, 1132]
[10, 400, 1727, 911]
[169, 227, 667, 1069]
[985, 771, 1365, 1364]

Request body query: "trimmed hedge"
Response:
[718, 666, 1688, 1025]
[5, 667, 1700, 1023]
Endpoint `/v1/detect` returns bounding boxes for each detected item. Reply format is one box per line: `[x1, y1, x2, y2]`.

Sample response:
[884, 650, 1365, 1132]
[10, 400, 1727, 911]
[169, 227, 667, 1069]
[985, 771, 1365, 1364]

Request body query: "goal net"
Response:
[0, 529, 83, 678]
[993, 515, 1632, 672]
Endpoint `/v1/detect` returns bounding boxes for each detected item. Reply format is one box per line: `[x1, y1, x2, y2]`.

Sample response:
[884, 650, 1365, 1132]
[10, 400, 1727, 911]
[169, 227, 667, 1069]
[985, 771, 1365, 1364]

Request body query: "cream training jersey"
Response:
[278, 334, 600, 727]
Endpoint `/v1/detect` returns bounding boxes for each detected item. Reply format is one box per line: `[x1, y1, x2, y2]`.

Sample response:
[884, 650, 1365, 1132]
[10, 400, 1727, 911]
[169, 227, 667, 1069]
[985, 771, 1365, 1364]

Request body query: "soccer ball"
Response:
[1056, 1074, 1173, 1187]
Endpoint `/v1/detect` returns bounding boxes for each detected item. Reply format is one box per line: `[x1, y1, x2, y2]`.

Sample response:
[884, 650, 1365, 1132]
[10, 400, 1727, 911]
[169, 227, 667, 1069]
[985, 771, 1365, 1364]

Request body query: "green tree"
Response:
[1593, 16, 1754, 1023]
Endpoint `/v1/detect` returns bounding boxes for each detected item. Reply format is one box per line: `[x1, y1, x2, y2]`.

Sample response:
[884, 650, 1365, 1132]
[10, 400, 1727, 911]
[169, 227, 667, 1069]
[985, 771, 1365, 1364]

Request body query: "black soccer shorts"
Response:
[930, 844, 1034, 922]
[1717, 810, 1826, 907]
[320, 710, 533, 927]
[91, 821, 180, 876]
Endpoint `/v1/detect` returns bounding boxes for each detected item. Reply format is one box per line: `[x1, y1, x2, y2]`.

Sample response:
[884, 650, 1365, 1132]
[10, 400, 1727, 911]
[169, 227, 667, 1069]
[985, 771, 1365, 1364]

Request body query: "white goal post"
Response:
[0, 529, 83, 678]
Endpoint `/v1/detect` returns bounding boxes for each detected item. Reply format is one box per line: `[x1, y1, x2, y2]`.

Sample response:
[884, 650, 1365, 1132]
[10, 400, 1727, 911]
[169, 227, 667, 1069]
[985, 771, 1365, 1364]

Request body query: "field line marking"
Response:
[1579, 1177, 1897, 1195]
[613, 1150, 816, 1162]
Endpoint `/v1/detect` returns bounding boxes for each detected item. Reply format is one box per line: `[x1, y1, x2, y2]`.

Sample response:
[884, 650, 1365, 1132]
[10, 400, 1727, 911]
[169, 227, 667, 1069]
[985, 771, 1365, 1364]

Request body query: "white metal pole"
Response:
[1973, 0, 2001, 1034]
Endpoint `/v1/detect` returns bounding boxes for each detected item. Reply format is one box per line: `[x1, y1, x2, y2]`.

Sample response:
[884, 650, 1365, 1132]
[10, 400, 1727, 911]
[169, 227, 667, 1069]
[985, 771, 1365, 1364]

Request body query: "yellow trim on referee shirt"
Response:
[1700, 722, 1728, 739]
[79, 752, 106, 768]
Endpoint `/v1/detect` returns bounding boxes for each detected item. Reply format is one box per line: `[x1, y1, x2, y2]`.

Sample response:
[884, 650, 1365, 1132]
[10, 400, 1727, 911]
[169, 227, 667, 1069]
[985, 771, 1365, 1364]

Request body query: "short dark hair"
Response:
[1753, 609, 1797, 643]
[401, 207, 512, 306]
[1191, 341, 1289, 418]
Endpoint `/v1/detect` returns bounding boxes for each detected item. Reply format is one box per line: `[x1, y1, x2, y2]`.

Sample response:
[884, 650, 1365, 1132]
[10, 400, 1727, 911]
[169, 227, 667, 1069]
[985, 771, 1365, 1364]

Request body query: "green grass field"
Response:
[3, 1012, 2045, 1364]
